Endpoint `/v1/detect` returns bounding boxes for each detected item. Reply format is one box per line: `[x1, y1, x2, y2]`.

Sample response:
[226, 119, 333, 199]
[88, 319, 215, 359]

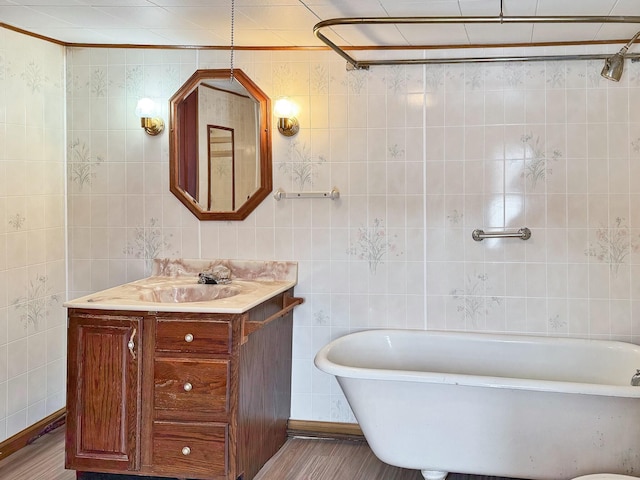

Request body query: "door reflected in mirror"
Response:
[169, 69, 272, 220]
[208, 125, 234, 211]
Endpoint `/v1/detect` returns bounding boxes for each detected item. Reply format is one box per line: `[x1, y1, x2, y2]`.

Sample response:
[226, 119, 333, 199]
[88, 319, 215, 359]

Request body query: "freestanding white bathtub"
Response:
[314, 330, 640, 480]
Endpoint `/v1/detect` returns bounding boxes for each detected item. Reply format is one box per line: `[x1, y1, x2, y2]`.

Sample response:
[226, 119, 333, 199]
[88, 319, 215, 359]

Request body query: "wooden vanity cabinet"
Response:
[66, 289, 301, 480]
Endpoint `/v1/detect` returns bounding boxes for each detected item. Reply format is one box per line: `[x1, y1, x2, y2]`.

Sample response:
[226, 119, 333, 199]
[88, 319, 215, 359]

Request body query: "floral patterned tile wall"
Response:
[66, 45, 640, 424]
[0, 29, 66, 440]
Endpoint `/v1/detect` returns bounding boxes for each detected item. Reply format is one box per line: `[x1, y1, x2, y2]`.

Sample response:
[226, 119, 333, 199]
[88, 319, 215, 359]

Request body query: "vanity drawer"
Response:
[155, 319, 232, 354]
[152, 421, 227, 478]
[154, 358, 229, 420]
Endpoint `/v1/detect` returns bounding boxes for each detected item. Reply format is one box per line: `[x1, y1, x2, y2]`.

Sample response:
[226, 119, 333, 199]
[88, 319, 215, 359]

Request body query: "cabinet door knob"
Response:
[184, 333, 194, 342]
[182, 446, 191, 456]
[183, 382, 192, 392]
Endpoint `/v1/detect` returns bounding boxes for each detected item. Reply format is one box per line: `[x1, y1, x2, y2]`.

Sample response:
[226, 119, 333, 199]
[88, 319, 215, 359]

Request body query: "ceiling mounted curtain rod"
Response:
[314, 15, 640, 70]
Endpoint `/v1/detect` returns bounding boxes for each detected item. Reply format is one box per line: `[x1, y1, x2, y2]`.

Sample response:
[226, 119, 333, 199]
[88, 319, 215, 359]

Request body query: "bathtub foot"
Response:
[421, 470, 448, 480]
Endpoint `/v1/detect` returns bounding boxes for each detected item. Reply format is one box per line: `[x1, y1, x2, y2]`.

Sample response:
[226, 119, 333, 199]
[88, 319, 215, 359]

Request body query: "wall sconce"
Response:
[135, 98, 164, 136]
[274, 97, 299, 137]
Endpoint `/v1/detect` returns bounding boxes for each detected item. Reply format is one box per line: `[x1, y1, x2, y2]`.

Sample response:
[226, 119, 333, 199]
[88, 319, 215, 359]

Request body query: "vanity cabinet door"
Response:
[65, 312, 143, 473]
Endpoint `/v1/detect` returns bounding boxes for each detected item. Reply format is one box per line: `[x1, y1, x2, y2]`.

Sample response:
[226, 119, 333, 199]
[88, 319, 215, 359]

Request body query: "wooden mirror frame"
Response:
[169, 69, 272, 221]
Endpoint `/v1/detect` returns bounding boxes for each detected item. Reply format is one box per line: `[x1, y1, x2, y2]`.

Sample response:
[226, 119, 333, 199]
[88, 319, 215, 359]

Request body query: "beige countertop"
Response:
[64, 259, 298, 314]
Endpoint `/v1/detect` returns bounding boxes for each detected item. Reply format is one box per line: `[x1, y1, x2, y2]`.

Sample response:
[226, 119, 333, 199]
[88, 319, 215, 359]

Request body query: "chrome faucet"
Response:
[198, 265, 232, 285]
[631, 370, 640, 386]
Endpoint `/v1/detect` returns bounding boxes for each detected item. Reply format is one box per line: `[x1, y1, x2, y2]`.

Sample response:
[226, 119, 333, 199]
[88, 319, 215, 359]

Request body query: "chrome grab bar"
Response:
[472, 227, 531, 242]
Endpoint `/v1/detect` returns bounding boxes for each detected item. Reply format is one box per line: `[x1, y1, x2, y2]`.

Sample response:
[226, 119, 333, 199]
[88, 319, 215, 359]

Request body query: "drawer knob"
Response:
[182, 446, 191, 456]
[184, 333, 194, 343]
[183, 382, 193, 392]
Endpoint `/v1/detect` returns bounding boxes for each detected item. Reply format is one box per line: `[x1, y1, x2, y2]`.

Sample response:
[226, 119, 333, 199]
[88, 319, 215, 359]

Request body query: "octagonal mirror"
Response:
[169, 69, 272, 220]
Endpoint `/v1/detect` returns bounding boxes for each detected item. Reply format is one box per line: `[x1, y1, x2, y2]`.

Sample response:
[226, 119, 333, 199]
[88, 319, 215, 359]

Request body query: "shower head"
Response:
[601, 52, 625, 81]
[601, 30, 640, 82]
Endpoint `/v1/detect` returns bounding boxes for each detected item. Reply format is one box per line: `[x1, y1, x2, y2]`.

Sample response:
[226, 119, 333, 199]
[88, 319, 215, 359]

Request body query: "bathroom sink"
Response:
[139, 284, 240, 303]
[65, 259, 298, 313]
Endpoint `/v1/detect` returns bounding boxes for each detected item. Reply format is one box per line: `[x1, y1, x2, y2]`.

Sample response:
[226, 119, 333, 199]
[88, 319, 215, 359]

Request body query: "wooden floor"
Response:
[0, 426, 519, 480]
[0, 426, 74, 480]
[254, 437, 519, 480]
[254, 436, 424, 480]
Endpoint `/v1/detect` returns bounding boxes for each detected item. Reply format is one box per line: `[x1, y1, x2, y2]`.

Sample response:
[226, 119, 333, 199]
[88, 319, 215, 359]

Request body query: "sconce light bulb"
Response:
[274, 97, 298, 118]
[135, 97, 158, 117]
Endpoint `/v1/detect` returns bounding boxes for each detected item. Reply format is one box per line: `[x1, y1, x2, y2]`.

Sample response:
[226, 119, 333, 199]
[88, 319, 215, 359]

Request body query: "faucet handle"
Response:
[211, 265, 231, 283]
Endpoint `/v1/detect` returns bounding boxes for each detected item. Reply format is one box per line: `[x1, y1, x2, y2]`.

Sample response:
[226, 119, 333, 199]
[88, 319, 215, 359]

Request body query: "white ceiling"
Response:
[0, 0, 639, 48]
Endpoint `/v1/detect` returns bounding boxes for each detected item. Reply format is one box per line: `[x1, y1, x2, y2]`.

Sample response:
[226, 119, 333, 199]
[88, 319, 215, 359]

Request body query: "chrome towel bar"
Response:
[273, 187, 340, 201]
[472, 227, 531, 241]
